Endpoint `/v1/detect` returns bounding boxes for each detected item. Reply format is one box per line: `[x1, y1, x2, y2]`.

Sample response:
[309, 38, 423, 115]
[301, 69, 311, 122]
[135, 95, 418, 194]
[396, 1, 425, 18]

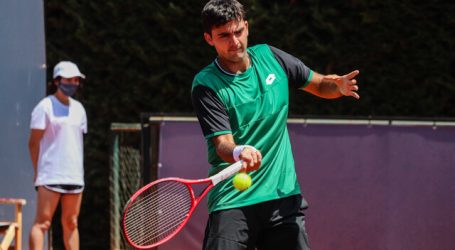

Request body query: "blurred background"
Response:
[1, 0, 454, 249]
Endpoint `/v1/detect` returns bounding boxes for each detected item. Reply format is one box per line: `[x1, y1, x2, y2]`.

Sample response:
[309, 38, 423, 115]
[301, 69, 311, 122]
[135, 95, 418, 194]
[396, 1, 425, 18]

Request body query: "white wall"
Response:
[0, 1, 46, 249]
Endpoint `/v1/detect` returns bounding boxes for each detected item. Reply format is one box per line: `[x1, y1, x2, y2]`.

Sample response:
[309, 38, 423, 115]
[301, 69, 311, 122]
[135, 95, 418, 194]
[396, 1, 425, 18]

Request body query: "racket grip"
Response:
[211, 161, 243, 185]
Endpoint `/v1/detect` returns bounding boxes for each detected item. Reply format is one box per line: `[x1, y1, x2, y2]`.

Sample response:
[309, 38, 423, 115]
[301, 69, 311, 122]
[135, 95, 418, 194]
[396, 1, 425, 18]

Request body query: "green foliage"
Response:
[45, 0, 454, 248]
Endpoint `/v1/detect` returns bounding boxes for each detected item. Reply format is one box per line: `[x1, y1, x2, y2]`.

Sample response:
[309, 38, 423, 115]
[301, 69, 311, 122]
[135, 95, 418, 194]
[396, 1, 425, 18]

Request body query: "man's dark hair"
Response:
[202, 0, 246, 34]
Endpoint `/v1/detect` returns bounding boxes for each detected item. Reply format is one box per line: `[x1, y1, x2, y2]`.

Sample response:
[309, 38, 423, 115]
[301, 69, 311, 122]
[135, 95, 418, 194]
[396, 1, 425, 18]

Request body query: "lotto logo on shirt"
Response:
[265, 74, 276, 85]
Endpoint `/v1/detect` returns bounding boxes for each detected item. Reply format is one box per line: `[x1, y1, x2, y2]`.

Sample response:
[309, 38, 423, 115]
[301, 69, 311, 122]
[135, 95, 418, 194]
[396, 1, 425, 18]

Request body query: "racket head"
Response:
[122, 177, 205, 249]
[122, 161, 242, 249]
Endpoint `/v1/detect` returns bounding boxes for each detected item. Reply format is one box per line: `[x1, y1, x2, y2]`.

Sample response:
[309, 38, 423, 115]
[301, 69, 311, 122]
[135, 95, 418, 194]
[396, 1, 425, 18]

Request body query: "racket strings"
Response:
[126, 181, 191, 238]
[126, 181, 189, 222]
[125, 181, 191, 245]
[124, 180, 193, 246]
[127, 187, 191, 242]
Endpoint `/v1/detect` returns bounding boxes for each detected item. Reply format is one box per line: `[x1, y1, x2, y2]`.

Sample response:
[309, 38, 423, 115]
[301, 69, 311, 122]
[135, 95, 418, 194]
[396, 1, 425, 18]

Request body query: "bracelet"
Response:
[233, 145, 257, 162]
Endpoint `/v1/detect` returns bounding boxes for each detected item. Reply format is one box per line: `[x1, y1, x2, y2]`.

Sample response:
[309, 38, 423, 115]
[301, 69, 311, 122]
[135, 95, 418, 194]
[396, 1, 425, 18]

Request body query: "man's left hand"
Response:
[323, 70, 360, 99]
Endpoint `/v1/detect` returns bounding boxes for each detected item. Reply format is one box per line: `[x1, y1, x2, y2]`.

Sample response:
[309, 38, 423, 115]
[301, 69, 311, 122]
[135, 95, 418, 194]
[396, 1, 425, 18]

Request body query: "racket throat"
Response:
[195, 184, 213, 205]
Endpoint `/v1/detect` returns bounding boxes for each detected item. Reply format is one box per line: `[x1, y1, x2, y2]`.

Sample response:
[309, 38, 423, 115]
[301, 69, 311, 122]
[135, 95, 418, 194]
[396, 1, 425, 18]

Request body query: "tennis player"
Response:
[192, 0, 360, 249]
[28, 61, 87, 250]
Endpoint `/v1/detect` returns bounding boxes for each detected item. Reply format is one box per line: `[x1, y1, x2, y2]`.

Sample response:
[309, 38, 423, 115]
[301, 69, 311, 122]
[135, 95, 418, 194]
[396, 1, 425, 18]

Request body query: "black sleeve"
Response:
[191, 85, 231, 138]
[269, 45, 312, 88]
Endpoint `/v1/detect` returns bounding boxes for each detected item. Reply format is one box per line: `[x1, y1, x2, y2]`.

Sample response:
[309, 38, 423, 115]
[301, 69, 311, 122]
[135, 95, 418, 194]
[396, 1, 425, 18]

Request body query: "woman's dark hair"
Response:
[47, 77, 60, 95]
[202, 0, 246, 34]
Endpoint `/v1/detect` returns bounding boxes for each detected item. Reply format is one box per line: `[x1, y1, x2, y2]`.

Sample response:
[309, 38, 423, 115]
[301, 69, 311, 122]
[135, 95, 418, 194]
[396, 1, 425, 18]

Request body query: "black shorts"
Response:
[203, 194, 310, 250]
[35, 184, 84, 194]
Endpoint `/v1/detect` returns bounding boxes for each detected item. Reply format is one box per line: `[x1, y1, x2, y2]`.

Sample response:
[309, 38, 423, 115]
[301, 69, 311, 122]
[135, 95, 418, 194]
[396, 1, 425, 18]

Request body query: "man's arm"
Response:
[192, 85, 261, 171]
[28, 129, 44, 181]
[303, 70, 360, 99]
[212, 134, 261, 172]
[269, 45, 360, 99]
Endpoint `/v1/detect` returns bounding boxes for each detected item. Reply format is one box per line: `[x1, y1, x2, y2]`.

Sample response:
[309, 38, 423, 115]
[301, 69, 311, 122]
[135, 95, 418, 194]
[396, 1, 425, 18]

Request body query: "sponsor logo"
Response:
[265, 73, 276, 85]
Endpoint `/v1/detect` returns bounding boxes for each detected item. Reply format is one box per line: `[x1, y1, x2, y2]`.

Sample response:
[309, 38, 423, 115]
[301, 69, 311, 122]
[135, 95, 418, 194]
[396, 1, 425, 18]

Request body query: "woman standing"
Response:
[28, 61, 87, 250]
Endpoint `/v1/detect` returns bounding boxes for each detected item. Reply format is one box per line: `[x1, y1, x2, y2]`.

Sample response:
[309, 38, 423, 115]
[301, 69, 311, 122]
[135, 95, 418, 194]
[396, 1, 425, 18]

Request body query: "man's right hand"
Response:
[238, 146, 262, 172]
[212, 134, 262, 172]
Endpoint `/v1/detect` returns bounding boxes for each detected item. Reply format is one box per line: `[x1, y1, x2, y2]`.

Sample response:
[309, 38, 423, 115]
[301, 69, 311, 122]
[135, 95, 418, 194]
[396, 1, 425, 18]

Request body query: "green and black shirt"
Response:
[192, 44, 313, 212]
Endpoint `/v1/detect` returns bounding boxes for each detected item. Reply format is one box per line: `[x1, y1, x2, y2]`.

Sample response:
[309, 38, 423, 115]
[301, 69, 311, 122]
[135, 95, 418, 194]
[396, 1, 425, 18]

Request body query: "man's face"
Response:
[204, 19, 249, 63]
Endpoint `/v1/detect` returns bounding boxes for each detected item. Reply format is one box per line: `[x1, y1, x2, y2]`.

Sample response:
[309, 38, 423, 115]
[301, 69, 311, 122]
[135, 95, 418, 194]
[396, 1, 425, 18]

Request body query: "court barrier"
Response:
[110, 123, 142, 250]
[110, 116, 455, 250]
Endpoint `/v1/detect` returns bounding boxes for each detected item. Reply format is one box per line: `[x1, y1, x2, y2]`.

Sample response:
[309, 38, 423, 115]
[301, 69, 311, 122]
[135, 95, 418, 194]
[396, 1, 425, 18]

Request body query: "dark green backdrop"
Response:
[44, 0, 454, 248]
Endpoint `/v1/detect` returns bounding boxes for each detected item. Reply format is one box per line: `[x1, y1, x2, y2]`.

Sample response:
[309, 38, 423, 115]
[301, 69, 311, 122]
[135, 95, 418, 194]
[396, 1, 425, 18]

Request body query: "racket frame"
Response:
[122, 161, 243, 249]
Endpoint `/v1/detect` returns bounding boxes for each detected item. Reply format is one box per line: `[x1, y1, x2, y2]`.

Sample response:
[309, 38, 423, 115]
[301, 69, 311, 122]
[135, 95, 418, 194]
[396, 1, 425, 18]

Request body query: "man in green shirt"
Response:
[192, 0, 360, 249]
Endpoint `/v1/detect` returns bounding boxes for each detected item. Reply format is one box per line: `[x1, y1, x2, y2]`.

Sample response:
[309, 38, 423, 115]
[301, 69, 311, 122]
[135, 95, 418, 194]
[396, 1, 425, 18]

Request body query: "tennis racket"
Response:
[122, 160, 243, 249]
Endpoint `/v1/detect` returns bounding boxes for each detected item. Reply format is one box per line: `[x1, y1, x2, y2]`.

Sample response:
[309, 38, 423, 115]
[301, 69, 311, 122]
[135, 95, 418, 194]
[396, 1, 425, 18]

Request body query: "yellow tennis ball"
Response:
[233, 173, 252, 191]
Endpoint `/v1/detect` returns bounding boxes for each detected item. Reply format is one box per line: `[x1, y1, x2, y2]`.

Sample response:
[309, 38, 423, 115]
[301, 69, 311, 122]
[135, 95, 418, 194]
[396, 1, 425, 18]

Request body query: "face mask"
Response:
[58, 82, 79, 96]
